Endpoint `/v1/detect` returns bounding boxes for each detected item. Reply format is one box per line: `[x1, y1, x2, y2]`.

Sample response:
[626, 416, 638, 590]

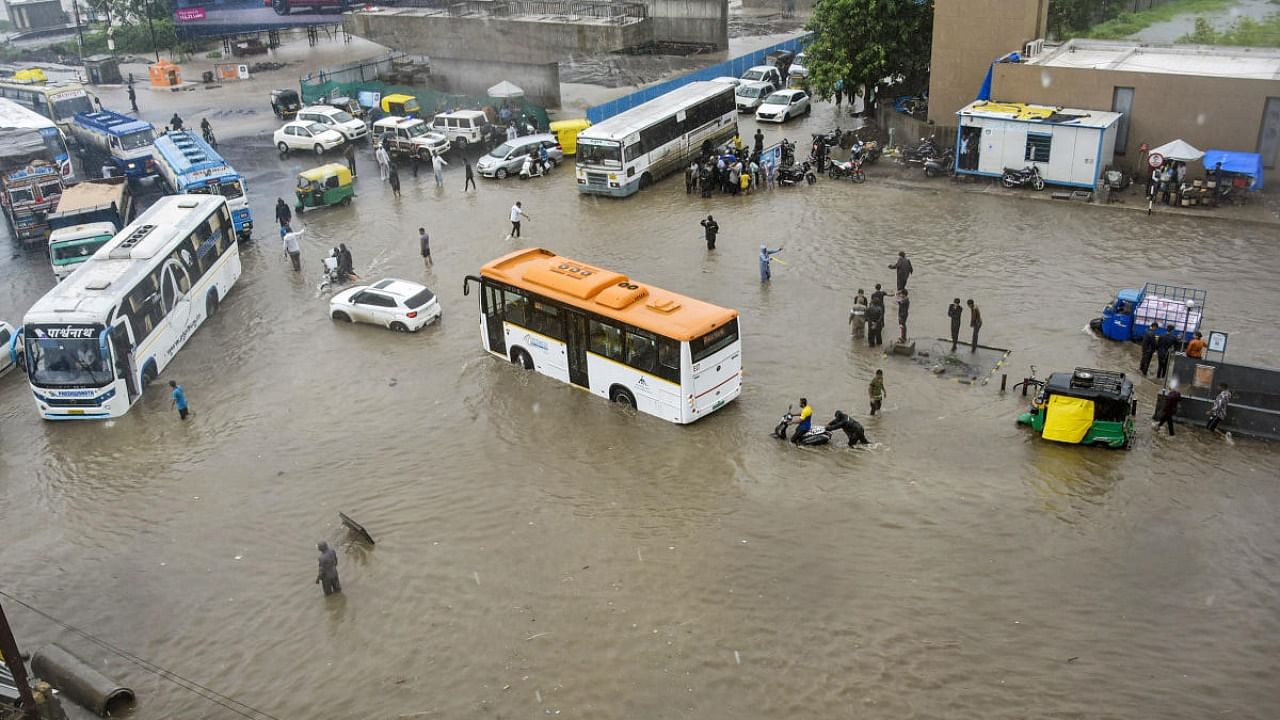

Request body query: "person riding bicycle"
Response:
[788, 397, 813, 444]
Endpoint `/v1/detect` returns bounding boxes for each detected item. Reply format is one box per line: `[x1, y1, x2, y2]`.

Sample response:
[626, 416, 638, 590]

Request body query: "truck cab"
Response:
[1093, 283, 1206, 343]
[49, 222, 116, 280]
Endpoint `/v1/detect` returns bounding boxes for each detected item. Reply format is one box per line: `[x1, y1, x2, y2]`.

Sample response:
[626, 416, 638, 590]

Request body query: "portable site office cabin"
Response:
[954, 101, 1122, 189]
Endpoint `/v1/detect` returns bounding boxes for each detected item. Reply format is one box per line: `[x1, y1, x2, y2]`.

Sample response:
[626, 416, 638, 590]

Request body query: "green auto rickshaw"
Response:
[1016, 367, 1137, 449]
[296, 163, 354, 213]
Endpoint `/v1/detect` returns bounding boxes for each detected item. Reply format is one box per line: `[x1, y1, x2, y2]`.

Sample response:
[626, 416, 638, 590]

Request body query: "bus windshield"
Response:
[8, 187, 35, 205]
[26, 329, 113, 387]
[218, 180, 245, 200]
[39, 128, 67, 158]
[121, 129, 155, 150]
[51, 94, 93, 122]
[577, 141, 621, 167]
[690, 318, 740, 363]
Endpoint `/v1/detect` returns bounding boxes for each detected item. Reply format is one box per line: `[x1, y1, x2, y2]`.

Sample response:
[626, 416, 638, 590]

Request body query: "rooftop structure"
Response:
[1027, 39, 1280, 81]
[957, 100, 1122, 129]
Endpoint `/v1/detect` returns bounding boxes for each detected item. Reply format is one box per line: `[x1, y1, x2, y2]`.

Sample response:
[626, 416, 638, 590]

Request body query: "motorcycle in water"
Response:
[899, 136, 940, 165]
[771, 407, 832, 446]
[1001, 165, 1046, 191]
[777, 161, 817, 186]
[923, 149, 954, 178]
[828, 157, 866, 183]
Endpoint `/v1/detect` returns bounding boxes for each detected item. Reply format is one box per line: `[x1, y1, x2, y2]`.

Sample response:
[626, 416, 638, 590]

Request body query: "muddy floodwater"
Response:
[1, 102, 1278, 719]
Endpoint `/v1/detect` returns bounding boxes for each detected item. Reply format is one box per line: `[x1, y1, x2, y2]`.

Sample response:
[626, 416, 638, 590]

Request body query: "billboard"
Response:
[174, 0, 351, 37]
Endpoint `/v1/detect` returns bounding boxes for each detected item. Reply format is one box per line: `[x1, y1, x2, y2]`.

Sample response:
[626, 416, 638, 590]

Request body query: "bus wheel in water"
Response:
[609, 386, 635, 409]
[638, 173, 653, 189]
[510, 348, 533, 370]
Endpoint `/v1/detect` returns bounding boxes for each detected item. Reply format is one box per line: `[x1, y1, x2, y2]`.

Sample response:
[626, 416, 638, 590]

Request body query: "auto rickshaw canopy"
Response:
[381, 93, 420, 115]
[297, 163, 352, 188]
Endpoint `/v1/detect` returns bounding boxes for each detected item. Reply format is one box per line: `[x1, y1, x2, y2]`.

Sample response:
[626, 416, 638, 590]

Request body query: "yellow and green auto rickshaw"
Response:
[381, 93, 421, 118]
[1016, 367, 1137, 449]
[295, 163, 353, 213]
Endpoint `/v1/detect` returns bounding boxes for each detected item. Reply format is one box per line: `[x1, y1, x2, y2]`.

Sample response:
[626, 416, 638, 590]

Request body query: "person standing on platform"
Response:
[888, 251, 913, 291]
[967, 299, 983, 352]
[947, 298, 963, 352]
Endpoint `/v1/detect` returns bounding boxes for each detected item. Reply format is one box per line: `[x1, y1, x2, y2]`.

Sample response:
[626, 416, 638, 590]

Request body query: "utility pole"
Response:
[0, 601, 37, 720]
[72, 1, 85, 61]
[145, 0, 160, 63]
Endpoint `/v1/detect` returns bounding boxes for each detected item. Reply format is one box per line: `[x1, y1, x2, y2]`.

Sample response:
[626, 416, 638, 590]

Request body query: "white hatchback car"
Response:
[0, 320, 18, 377]
[755, 89, 811, 123]
[296, 105, 368, 143]
[329, 279, 441, 332]
[274, 120, 345, 156]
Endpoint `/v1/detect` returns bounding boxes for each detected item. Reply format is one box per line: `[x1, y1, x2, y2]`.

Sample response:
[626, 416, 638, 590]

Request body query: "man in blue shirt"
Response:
[169, 380, 190, 420]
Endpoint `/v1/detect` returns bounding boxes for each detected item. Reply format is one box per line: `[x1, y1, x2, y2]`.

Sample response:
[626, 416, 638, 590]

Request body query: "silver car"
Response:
[475, 134, 564, 179]
[736, 80, 777, 112]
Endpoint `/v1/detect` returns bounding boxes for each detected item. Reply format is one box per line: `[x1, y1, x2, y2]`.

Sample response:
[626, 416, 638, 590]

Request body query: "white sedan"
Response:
[0, 320, 18, 377]
[329, 279, 442, 332]
[755, 89, 812, 123]
[274, 120, 345, 156]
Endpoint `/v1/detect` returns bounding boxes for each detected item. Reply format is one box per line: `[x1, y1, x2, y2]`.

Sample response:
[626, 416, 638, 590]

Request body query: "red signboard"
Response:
[176, 7, 207, 21]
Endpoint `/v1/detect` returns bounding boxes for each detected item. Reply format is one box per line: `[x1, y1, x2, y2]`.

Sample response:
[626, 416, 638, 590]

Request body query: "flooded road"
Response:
[2, 102, 1279, 719]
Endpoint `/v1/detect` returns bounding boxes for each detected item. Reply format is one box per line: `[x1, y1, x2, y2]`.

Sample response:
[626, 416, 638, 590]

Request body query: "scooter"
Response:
[1001, 165, 1046, 191]
[771, 406, 832, 446]
[777, 161, 817, 186]
[828, 157, 865, 183]
[520, 155, 548, 180]
[923, 149, 954, 178]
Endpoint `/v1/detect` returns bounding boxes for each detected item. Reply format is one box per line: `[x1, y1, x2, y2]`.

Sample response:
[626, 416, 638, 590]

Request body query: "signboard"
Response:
[175, 7, 207, 21]
[174, 0, 341, 37]
[1208, 331, 1228, 353]
[1147, 152, 1164, 169]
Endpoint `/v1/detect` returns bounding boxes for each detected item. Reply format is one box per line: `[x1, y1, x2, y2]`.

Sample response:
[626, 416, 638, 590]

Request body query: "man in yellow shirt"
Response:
[789, 397, 813, 444]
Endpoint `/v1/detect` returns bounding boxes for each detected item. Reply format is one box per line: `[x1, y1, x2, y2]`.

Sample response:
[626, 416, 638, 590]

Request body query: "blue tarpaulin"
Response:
[976, 51, 1021, 101]
[1203, 149, 1264, 190]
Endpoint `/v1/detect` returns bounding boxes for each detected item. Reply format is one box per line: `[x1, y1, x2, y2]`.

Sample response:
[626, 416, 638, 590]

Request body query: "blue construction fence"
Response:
[586, 33, 813, 124]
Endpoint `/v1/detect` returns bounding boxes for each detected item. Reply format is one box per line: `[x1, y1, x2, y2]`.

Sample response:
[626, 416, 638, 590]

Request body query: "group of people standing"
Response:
[687, 130, 779, 197]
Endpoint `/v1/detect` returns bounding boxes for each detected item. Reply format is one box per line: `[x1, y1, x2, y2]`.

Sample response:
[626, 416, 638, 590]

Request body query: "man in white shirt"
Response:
[375, 145, 391, 181]
[281, 223, 304, 271]
[509, 201, 529, 239]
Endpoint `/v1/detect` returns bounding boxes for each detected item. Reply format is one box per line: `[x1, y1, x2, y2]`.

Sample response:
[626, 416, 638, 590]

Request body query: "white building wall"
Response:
[964, 116, 1113, 187]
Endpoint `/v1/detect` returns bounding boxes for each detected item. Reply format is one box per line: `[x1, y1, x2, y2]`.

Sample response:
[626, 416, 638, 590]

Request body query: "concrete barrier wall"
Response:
[1167, 355, 1280, 440]
[646, 0, 728, 49]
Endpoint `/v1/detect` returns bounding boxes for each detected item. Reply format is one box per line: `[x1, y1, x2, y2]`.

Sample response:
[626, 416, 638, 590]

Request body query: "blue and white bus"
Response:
[0, 98, 75, 181]
[17, 195, 241, 420]
[70, 110, 157, 178]
[153, 131, 253, 240]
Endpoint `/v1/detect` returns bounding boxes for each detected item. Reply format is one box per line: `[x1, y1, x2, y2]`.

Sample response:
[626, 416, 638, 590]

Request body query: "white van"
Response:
[430, 110, 490, 149]
[297, 105, 369, 143]
[740, 65, 783, 88]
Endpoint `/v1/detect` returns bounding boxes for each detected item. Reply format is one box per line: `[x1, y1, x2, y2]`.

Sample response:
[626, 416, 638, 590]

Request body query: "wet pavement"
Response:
[2, 86, 1280, 720]
[1132, 0, 1277, 42]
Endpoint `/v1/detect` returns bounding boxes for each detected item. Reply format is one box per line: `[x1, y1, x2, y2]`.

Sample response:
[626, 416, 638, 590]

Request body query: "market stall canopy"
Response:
[487, 81, 525, 99]
[1203, 149, 1264, 190]
[1148, 139, 1204, 163]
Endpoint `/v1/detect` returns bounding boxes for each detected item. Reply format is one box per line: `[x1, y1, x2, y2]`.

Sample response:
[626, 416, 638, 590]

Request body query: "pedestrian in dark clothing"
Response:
[868, 370, 886, 415]
[419, 227, 431, 266]
[344, 142, 357, 177]
[316, 541, 341, 595]
[411, 153, 420, 178]
[169, 380, 189, 420]
[870, 283, 887, 307]
[1139, 322, 1159, 375]
[338, 244, 354, 278]
[1156, 388, 1181, 436]
[170, 113, 184, 131]
[826, 410, 870, 446]
[888, 251, 913, 291]
[127, 84, 138, 113]
[464, 161, 476, 191]
[967, 299, 982, 352]
[753, 129, 764, 156]
[896, 289, 910, 342]
[388, 164, 401, 198]
[865, 300, 884, 346]
[1206, 383, 1231, 432]
[275, 197, 291, 227]
[700, 215, 719, 250]
[948, 298, 963, 352]
[1155, 324, 1176, 379]
[380, 134, 391, 153]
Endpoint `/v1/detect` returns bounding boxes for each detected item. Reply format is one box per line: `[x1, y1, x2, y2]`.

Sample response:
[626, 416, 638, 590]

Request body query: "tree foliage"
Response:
[803, 0, 934, 108]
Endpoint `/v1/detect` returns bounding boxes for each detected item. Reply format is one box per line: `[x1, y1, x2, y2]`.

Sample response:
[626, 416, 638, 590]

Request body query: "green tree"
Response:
[803, 0, 934, 113]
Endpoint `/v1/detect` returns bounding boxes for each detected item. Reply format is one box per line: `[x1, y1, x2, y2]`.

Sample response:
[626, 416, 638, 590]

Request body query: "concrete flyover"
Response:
[345, 0, 729, 107]
[345, 0, 653, 107]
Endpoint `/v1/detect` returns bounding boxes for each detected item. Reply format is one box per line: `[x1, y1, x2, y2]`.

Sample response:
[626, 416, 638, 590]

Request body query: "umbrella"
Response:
[1148, 139, 1204, 163]
[487, 81, 525, 99]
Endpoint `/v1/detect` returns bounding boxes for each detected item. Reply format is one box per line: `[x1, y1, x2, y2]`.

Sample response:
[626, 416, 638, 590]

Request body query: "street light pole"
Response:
[71, 1, 85, 61]
[145, 0, 160, 63]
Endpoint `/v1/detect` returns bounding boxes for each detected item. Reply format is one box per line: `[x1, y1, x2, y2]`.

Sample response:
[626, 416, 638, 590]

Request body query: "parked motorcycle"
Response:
[771, 406, 832, 446]
[899, 136, 940, 165]
[828, 157, 865, 183]
[777, 161, 817, 186]
[1001, 165, 1045, 191]
[923, 149, 954, 178]
[850, 139, 881, 165]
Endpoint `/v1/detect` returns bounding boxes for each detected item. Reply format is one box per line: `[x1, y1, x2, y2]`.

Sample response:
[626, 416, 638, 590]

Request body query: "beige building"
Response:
[927, 0, 1048, 126]
[993, 40, 1280, 185]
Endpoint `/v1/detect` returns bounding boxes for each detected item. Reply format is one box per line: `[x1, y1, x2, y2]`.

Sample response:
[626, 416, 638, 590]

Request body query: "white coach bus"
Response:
[18, 195, 241, 420]
[465, 248, 742, 424]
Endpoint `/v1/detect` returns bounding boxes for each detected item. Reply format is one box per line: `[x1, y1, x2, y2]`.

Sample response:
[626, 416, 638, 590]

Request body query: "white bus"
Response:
[465, 248, 742, 424]
[19, 195, 241, 420]
[576, 81, 737, 197]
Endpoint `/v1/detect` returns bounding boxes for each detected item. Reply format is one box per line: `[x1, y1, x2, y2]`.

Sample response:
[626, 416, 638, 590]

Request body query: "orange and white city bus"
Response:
[464, 248, 742, 424]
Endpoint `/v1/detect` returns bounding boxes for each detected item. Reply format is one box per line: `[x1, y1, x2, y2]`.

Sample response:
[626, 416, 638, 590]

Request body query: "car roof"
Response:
[769, 89, 803, 98]
[437, 109, 487, 118]
[745, 65, 776, 72]
[367, 278, 428, 297]
[738, 81, 773, 90]
[374, 117, 424, 128]
[514, 133, 556, 144]
[299, 105, 340, 115]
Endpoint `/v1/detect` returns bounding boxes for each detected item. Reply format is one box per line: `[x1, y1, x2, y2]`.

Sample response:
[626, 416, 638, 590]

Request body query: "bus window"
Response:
[690, 318, 739, 363]
[219, 180, 245, 200]
[657, 338, 680, 380]
[528, 301, 564, 340]
[626, 329, 657, 372]
[502, 288, 529, 326]
[589, 319, 623, 361]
